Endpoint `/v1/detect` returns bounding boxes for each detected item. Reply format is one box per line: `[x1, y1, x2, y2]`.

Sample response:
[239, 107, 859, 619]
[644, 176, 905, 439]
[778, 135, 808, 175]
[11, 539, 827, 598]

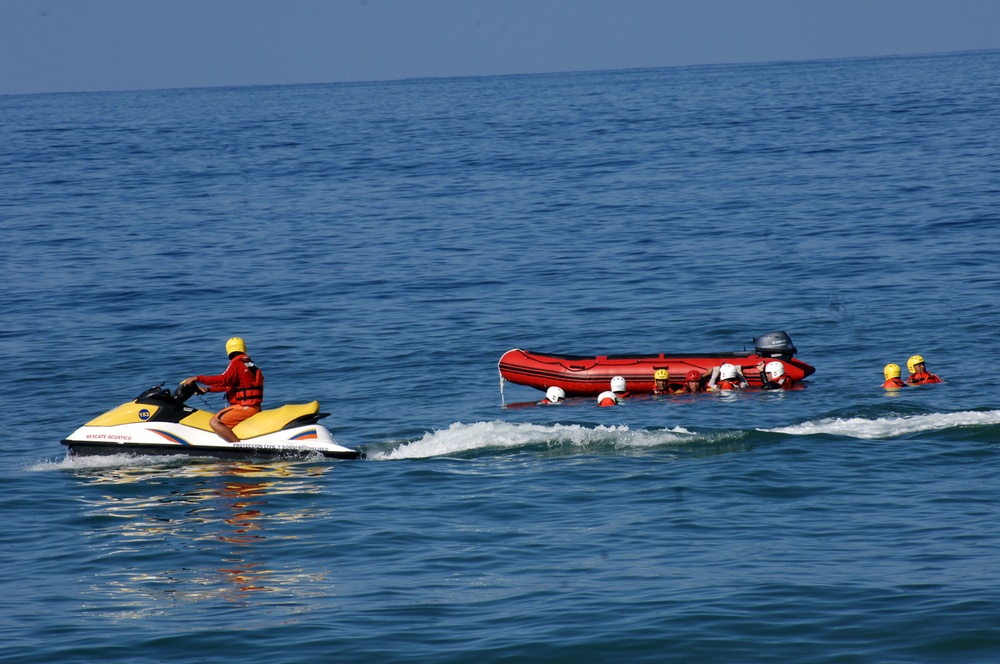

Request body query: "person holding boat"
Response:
[181, 337, 264, 442]
[758, 361, 795, 390]
[708, 363, 747, 390]
[906, 355, 942, 385]
[881, 363, 907, 389]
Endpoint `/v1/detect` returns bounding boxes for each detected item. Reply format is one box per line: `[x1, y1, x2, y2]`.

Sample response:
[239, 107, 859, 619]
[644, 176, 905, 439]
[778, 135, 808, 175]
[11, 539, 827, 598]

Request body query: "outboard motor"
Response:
[754, 331, 797, 360]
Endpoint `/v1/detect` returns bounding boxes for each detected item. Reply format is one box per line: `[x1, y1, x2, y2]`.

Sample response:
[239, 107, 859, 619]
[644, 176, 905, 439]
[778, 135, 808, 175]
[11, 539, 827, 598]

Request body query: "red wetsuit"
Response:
[197, 353, 264, 406]
[882, 377, 907, 389]
[908, 371, 942, 385]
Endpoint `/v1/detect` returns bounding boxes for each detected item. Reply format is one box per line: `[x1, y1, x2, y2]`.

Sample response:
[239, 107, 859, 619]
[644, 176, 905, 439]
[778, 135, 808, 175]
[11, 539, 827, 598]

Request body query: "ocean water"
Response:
[3, 50, 1000, 662]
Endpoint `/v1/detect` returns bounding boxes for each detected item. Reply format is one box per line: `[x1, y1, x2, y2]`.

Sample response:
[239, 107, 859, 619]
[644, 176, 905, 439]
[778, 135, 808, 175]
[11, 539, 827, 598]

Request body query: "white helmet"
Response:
[610, 376, 627, 393]
[765, 361, 785, 378]
[597, 390, 618, 405]
[719, 363, 738, 381]
[545, 386, 566, 403]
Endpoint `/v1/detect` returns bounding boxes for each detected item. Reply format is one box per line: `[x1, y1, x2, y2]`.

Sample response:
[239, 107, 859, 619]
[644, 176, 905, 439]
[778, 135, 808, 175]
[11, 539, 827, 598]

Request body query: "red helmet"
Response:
[686, 370, 701, 381]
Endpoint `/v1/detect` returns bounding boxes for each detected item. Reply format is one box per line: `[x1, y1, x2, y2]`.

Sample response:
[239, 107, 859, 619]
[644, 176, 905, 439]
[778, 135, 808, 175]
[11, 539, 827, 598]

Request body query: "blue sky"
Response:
[3, 0, 1000, 95]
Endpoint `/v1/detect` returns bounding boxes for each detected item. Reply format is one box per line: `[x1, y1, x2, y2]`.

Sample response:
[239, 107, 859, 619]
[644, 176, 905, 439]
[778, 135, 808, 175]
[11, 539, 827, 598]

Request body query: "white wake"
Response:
[369, 420, 707, 460]
[763, 410, 1000, 439]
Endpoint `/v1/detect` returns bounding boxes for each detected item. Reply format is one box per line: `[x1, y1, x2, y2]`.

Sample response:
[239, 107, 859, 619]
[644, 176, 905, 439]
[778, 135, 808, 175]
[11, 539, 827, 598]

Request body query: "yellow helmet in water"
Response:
[654, 369, 669, 381]
[907, 355, 925, 373]
[884, 363, 901, 380]
[226, 337, 247, 355]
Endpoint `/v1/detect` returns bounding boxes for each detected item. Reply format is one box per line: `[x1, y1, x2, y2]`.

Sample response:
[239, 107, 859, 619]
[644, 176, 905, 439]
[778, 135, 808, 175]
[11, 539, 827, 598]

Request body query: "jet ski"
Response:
[61, 383, 362, 460]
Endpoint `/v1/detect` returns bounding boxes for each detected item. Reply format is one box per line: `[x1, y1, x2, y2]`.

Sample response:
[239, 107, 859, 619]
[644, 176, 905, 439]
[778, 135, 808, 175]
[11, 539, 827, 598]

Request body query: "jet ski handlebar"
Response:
[173, 380, 207, 403]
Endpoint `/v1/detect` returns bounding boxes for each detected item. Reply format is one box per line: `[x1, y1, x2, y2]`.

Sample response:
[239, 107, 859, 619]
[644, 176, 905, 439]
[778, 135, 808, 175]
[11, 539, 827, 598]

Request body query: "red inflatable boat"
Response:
[498, 331, 815, 396]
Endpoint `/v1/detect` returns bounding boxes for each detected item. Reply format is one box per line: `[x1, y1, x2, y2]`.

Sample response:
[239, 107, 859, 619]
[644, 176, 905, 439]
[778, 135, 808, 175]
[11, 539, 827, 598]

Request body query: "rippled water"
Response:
[3, 50, 1000, 662]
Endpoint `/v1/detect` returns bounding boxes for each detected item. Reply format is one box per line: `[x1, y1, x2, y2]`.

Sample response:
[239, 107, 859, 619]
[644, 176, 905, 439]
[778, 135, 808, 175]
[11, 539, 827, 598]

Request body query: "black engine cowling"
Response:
[754, 331, 797, 359]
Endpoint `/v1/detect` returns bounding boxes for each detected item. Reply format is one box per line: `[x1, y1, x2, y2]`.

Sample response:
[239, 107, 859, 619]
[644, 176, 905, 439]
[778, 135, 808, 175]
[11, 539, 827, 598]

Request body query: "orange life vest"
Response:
[198, 353, 264, 407]
[232, 355, 264, 406]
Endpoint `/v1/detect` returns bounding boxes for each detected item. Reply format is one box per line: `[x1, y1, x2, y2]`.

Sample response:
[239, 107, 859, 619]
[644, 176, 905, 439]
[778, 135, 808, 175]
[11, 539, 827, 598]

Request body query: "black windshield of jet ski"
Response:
[130, 385, 202, 424]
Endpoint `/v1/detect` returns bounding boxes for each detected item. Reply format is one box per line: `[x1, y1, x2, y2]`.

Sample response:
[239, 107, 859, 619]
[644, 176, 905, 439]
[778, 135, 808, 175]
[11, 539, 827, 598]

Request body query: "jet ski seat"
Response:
[179, 401, 323, 438]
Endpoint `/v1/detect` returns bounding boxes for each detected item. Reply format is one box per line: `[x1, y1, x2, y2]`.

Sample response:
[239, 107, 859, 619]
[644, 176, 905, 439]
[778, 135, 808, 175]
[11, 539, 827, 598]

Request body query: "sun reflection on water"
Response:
[68, 457, 338, 619]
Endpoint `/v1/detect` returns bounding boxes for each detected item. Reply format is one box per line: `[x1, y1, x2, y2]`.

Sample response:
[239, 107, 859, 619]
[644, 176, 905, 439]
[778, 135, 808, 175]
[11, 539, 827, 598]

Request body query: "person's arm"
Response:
[755, 361, 772, 387]
[706, 366, 721, 389]
[184, 361, 236, 393]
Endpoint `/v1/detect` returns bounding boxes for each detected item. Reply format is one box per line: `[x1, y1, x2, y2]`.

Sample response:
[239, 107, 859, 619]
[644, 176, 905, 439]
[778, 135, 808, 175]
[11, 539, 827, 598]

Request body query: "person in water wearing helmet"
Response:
[881, 363, 907, 389]
[678, 369, 711, 393]
[182, 337, 264, 442]
[610, 375, 630, 399]
[708, 363, 747, 390]
[759, 361, 795, 390]
[652, 369, 671, 395]
[596, 376, 629, 406]
[681, 369, 712, 392]
[540, 386, 566, 404]
[597, 390, 619, 407]
[906, 355, 942, 385]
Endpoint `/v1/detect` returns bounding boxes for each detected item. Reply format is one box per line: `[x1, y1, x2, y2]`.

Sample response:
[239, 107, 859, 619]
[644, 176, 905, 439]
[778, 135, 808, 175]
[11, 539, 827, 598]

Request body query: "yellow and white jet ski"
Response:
[61, 384, 361, 460]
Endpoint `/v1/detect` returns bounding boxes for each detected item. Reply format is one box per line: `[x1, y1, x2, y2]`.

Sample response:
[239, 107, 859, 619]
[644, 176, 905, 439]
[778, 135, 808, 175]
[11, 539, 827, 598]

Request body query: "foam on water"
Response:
[763, 409, 1000, 439]
[28, 451, 332, 473]
[27, 453, 182, 472]
[369, 420, 705, 460]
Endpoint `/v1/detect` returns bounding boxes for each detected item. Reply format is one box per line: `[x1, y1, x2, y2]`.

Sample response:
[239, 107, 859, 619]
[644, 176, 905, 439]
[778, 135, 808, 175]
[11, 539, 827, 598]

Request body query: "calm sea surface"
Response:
[3, 51, 1000, 662]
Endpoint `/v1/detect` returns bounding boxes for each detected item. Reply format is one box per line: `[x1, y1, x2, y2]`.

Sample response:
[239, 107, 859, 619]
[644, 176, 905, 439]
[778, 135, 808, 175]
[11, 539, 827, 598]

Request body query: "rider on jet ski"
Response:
[181, 337, 264, 442]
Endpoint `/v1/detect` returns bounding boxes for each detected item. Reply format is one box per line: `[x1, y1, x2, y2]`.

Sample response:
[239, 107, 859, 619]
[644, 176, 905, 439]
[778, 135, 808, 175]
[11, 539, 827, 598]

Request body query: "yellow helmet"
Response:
[906, 355, 925, 373]
[654, 369, 669, 381]
[883, 363, 901, 380]
[226, 337, 247, 355]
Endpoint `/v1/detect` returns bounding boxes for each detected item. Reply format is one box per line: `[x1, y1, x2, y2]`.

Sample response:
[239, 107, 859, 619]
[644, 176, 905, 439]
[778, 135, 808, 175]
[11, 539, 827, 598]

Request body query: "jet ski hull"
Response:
[61, 422, 361, 460]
